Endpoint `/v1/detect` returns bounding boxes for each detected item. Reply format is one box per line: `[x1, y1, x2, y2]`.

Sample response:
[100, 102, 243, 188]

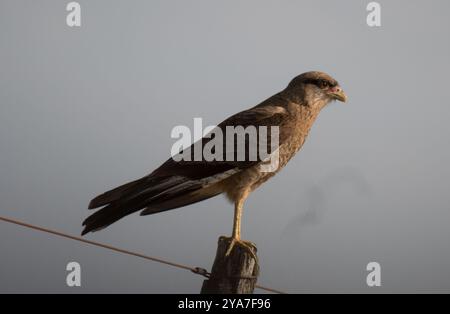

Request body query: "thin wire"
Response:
[0, 215, 285, 294]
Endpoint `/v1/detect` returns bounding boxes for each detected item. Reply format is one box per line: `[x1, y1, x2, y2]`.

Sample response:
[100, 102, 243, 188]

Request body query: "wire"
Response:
[0, 215, 285, 294]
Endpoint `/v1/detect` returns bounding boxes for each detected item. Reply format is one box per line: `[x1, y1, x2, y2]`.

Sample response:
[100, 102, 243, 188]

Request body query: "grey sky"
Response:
[1, 0, 450, 293]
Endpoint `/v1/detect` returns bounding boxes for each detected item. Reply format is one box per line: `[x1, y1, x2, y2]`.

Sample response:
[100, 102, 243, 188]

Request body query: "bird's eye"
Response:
[318, 80, 329, 89]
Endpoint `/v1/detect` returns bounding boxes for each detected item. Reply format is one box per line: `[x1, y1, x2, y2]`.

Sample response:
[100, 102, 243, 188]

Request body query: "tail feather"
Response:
[81, 175, 213, 235]
[140, 187, 222, 216]
[82, 195, 148, 235]
[88, 178, 143, 209]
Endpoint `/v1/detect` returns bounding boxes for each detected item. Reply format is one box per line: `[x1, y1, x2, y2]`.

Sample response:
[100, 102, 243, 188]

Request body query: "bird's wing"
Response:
[152, 101, 290, 180]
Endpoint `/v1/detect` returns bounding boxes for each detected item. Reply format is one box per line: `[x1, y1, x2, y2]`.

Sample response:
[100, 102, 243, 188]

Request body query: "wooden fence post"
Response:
[201, 236, 259, 294]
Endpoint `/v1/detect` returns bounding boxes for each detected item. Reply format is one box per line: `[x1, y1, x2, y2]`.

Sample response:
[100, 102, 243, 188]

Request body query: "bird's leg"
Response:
[224, 195, 257, 260]
[231, 199, 242, 239]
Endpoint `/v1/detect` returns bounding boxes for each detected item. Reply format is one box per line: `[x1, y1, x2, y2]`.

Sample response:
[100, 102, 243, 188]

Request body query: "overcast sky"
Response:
[1, 0, 450, 293]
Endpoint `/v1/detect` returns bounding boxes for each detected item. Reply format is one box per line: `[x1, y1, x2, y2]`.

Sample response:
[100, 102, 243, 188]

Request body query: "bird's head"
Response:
[285, 71, 347, 107]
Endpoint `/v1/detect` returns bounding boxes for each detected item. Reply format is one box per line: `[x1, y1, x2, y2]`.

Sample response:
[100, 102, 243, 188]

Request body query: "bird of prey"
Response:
[82, 71, 347, 256]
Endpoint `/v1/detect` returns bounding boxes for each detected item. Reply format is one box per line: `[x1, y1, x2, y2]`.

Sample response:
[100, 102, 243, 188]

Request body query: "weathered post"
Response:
[201, 236, 259, 294]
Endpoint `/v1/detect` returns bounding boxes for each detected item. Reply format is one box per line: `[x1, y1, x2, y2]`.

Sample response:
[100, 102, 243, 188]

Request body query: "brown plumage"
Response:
[82, 71, 347, 253]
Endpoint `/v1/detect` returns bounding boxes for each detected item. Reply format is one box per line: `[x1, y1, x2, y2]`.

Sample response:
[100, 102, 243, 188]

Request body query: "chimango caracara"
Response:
[82, 71, 347, 256]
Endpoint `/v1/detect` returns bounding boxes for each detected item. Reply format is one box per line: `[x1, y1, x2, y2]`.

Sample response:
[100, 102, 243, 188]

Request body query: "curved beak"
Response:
[328, 86, 347, 102]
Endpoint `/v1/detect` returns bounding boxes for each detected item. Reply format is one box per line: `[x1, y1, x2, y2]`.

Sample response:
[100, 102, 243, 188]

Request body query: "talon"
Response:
[225, 238, 236, 256]
[223, 237, 258, 261]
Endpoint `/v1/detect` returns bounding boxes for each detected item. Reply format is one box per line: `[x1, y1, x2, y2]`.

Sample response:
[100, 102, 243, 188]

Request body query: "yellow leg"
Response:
[224, 195, 257, 260]
[231, 200, 242, 239]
